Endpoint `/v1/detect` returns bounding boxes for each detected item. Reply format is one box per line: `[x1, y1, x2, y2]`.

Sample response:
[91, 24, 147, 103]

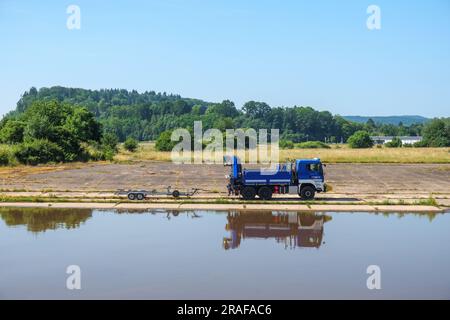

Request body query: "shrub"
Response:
[385, 137, 402, 148]
[123, 137, 138, 152]
[89, 149, 106, 161]
[102, 148, 116, 161]
[155, 131, 177, 151]
[0, 146, 17, 166]
[83, 142, 116, 161]
[295, 141, 331, 149]
[101, 132, 119, 152]
[413, 140, 428, 148]
[15, 139, 65, 165]
[347, 131, 374, 148]
[279, 140, 294, 149]
[0, 150, 9, 165]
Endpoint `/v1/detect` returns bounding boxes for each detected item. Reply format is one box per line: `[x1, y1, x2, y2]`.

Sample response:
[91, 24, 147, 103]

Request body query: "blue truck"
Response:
[225, 156, 326, 200]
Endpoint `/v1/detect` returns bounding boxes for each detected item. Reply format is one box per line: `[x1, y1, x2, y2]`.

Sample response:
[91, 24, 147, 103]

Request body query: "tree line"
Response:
[0, 86, 448, 165]
[5, 86, 427, 143]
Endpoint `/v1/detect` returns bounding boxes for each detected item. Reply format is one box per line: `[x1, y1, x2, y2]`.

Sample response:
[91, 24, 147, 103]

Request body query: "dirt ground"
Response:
[1, 162, 449, 205]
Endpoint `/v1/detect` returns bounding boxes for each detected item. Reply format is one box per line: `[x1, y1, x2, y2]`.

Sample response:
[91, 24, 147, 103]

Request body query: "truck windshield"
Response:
[308, 163, 323, 173]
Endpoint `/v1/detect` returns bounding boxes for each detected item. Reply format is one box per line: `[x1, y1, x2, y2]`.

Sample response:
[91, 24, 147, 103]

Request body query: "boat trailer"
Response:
[115, 186, 199, 201]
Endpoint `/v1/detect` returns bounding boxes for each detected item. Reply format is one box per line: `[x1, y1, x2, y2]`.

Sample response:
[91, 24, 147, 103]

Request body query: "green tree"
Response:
[64, 107, 102, 142]
[20, 100, 104, 162]
[347, 130, 374, 148]
[242, 101, 271, 119]
[206, 100, 239, 118]
[101, 132, 119, 152]
[213, 117, 234, 131]
[0, 120, 25, 143]
[155, 130, 176, 151]
[421, 118, 450, 147]
[3, 99, 109, 164]
[365, 118, 376, 132]
[385, 137, 402, 148]
[123, 137, 138, 152]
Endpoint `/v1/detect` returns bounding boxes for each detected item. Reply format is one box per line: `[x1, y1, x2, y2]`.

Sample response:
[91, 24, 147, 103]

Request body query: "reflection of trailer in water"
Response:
[223, 211, 328, 250]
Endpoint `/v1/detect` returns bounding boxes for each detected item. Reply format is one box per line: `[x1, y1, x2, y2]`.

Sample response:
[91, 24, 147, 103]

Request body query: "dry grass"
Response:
[0, 162, 105, 179]
[115, 142, 450, 164]
[281, 147, 450, 163]
[114, 142, 172, 162]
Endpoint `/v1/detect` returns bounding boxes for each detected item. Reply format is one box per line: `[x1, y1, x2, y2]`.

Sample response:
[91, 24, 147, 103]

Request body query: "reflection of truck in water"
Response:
[223, 212, 329, 250]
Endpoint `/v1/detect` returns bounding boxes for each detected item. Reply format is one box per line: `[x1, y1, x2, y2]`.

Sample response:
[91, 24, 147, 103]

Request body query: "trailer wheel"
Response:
[127, 193, 136, 201]
[172, 190, 180, 198]
[300, 186, 315, 200]
[241, 186, 256, 200]
[136, 193, 145, 201]
[258, 186, 273, 200]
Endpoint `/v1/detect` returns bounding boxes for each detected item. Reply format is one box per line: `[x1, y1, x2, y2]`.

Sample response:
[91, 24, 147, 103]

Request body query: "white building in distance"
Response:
[370, 136, 423, 145]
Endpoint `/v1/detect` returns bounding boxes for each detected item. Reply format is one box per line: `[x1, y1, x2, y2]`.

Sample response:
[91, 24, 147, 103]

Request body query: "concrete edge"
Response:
[0, 202, 445, 213]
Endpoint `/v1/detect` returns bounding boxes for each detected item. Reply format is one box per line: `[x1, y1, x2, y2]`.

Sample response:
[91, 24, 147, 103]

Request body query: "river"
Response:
[0, 208, 449, 299]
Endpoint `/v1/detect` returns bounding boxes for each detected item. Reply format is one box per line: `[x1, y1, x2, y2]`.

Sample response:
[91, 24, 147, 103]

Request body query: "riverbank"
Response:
[0, 201, 445, 213]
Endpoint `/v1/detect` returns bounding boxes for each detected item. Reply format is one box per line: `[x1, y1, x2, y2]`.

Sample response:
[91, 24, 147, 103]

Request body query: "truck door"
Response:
[307, 163, 323, 180]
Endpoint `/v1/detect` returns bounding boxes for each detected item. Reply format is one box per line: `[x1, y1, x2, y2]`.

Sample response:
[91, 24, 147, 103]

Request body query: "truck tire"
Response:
[127, 193, 136, 201]
[172, 190, 180, 198]
[241, 186, 256, 200]
[136, 193, 145, 201]
[258, 186, 273, 200]
[300, 186, 315, 200]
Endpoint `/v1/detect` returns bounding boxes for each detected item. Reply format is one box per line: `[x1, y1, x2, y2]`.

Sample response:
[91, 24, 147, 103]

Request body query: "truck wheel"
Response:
[300, 186, 315, 200]
[258, 186, 273, 200]
[172, 190, 180, 198]
[241, 186, 256, 200]
[127, 193, 136, 201]
[136, 193, 144, 201]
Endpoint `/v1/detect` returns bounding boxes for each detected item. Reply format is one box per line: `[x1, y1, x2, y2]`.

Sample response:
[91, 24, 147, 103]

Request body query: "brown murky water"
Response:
[0, 208, 449, 299]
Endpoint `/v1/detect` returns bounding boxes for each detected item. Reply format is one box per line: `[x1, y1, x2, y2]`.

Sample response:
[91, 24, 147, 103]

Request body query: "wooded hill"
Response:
[5, 86, 423, 143]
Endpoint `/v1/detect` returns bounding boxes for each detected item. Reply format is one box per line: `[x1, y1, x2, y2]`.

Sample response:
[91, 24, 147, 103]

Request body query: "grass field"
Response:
[115, 142, 450, 164]
[1, 142, 449, 168]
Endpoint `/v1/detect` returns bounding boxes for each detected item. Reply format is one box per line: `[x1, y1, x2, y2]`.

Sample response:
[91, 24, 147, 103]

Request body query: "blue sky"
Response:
[0, 0, 449, 117]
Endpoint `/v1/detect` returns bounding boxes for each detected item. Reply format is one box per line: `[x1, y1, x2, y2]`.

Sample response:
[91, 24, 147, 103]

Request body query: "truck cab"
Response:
[225, 156, 326, 201]
[295, 159, 326, 194]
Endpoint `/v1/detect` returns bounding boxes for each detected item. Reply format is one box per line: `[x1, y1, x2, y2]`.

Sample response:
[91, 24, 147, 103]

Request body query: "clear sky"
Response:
[0, 0, 449, 117]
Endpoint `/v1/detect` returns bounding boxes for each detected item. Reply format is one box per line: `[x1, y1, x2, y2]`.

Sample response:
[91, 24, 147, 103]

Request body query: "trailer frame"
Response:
[116, 186, 199, 201]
